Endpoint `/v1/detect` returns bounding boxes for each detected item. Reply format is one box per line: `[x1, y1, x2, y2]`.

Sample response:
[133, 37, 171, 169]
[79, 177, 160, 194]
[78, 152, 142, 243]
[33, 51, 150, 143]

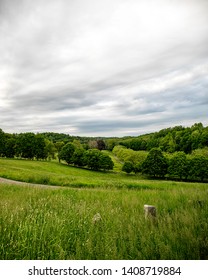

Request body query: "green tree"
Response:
[0, 128, 6, 156]
[189, 156, 208, 181]
[191, 130, 201, 150]
[200, 129, 208, 146]
[54, 141, 65, 162]
[83, 149, 101, 170]
[105, 138, 118, 151]
[99, 153, 114, 171]
[16, 133, 36, 159]
[134, 162, 142, 173]
[142, 148, 168, 178]
[168, 152, 188, 180]
[160, 133, 176, 153]
[59, 143, 75, 164]
[122, 161, 134, 174]
[44, 139, 56, 160]
[180, 131, 192, 153]
[147, 137, 160, 150]
[3, 134, 16, 158]
[82, 149, 113, 171]
[71, 139, 82, 149]
[71, 148, 85, 167]
[34, 134, 47, 160]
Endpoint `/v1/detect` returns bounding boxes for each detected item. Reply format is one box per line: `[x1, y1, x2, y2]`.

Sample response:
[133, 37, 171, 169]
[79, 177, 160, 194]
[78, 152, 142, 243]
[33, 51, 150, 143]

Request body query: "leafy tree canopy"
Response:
[142, 148, 168, 178]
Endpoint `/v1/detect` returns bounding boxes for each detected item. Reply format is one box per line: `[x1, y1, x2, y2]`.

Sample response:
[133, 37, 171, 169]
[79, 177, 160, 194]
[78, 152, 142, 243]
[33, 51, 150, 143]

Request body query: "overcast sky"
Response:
[0, 0, 208, 137]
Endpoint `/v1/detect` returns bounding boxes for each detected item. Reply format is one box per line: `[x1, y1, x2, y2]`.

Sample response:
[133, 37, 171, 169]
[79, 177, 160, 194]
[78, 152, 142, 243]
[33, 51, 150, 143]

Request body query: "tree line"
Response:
[59, 142, 113, 171]
[0, 129, 113, 171]
[121, 147, 208, 182]
[0, 122, 208, 179]
[115, 122, 208, 154]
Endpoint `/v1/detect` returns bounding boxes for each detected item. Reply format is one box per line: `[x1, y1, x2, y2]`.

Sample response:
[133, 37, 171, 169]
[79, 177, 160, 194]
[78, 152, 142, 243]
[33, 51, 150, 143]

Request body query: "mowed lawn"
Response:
[0, 158, 208, 259]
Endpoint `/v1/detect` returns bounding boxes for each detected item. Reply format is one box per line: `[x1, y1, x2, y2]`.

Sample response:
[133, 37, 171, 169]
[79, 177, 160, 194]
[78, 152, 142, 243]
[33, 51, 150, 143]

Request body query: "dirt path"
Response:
[0, 177, 117, 192]
[0, 177, 63, 189]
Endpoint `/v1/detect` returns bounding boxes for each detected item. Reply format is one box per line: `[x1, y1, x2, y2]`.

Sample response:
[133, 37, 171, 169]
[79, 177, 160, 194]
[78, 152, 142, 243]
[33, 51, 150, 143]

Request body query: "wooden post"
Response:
[144, 204, 156, 219]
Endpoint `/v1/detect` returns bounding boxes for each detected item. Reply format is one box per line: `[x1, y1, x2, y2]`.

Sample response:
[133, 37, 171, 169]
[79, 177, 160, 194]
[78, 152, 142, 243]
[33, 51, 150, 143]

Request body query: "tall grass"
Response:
[0, 183, 208, 260]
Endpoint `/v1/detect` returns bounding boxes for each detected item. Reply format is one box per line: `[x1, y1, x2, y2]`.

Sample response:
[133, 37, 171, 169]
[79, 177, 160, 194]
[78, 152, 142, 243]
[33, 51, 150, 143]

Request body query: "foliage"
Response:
[119, 123, 208, 154]
[98, 153, 114, 170]
[105, 138, 119, 151]
[59, 142, 75, 164]
[0, 128, 6, 156]
[71, 148, 85, 167]
[113, 145, 147, 165]
[15, 133, 47, 159]
[122, 161, 134, 174]
[142, 148, 168, 178]
[2, 134, 16, 158]
[83, 149, 113, 171]
[0, 122, 208, 162]
[87, 139, 106, 150]
[96, 139, 106, 150]
[168, 152, 188, 180]
[88, 140, 98, 149]
[35, 134, 48, 160]
[121, 138, 147, 151]
[134, 162, 143, 173]
[44, 139, 56, 160]
[54, 141, 65, 162]
[189, 156, 208, 181]
[39, 132, 73, 143]
[191, 147, 208, 157]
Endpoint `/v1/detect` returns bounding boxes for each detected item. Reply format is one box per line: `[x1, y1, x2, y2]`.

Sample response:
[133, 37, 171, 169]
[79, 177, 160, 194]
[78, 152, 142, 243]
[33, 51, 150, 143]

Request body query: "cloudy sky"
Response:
[0, 0, 208, 137]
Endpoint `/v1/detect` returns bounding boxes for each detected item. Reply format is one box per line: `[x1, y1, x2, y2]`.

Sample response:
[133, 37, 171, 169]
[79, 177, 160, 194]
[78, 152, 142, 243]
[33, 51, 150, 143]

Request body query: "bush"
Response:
[122, 161, 134, 174]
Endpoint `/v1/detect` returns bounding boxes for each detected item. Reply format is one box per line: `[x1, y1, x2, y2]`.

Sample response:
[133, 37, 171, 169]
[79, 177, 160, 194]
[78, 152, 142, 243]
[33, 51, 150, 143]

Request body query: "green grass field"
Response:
[0, 158, 208, 260]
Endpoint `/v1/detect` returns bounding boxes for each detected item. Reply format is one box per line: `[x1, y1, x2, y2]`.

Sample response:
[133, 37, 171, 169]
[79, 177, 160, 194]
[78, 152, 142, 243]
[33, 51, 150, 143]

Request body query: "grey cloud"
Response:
[0, 0, 208, 136]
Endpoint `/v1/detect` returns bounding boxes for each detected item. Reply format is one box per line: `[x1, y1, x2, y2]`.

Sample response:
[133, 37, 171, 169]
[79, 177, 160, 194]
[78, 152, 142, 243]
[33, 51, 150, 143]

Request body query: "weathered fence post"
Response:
[144, 204, 156, 219]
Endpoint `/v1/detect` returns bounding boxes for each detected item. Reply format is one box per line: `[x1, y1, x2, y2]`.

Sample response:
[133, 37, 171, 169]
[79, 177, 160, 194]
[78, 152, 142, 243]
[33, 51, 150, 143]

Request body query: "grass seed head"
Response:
[92, 213, 102, 224]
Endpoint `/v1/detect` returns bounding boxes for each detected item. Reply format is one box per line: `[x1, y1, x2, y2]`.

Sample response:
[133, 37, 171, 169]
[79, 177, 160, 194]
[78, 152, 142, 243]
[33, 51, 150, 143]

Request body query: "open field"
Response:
[0, 158, 208, 259]
[0, 158, 206, 190]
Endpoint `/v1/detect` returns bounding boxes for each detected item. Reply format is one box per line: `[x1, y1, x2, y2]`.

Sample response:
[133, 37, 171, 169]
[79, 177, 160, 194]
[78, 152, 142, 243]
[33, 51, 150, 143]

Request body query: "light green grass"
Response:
[0, 183, 208, 260]
[0, 158, 206, 190]
[102, 150, 124, 172]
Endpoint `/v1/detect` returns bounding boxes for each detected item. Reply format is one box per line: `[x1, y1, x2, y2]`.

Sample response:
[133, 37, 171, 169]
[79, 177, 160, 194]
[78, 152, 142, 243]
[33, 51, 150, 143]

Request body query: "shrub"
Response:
[122, 161, 134, 174]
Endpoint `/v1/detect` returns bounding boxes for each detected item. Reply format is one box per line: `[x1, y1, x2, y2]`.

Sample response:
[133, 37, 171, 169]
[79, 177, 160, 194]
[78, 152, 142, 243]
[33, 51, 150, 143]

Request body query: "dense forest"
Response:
[0, 123, 208, 181]
[115, 122, 208, 153]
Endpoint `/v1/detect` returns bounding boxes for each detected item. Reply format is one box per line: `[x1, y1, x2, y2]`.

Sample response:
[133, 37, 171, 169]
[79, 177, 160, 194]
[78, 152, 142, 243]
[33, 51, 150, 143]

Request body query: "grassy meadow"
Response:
[0, 157, 170, 189]
[0, 158, 208, 260]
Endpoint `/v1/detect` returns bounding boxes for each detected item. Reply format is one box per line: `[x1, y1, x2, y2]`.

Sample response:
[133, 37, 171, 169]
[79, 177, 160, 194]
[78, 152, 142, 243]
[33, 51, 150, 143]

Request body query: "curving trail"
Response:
[0, 177, 116, 192]
[0, 177, 63, 189]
